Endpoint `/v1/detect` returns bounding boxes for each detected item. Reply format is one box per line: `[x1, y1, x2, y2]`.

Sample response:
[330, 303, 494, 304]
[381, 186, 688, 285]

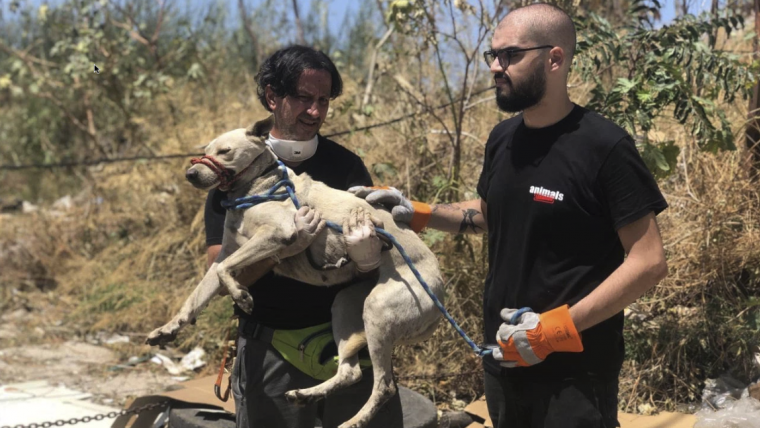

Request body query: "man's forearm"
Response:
[569, 256, 667, 332]
[427, 199, 487, 234]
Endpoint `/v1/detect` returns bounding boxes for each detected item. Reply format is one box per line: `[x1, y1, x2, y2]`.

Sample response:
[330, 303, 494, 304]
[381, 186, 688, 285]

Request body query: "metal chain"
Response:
[1, 400, 170, 428]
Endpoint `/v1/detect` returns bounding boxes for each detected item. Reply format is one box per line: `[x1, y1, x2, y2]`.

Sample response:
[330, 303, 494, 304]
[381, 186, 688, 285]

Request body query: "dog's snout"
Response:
[186, 169, 198, 181]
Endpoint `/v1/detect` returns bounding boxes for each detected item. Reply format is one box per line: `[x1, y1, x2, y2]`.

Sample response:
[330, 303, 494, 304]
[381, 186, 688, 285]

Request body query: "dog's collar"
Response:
[255, 161, 280, 181]
[221, 161, 298, 211]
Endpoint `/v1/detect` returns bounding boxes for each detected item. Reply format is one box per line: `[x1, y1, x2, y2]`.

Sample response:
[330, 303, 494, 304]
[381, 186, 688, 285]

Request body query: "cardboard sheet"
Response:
[157, 373, 235, 413]
[112, 374, 234, 428]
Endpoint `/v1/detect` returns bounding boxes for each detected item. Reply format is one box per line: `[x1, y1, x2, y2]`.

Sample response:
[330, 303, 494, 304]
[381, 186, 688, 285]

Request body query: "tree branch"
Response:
[74, 75, 100, 149]
[0, 40, 57, 68]
[362, 26, 395, 110]
[393, 76, 456, 150]
[37, 91, 106, 157]
[111, 18, 152, 49]
[152, 0, 165, 43]
[292, 0, 306, 45]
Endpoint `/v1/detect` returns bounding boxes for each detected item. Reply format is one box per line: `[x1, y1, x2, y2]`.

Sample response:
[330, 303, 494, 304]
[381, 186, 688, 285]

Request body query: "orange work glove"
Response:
[492, 305, 583, 368]
[347, 186, 431, 233]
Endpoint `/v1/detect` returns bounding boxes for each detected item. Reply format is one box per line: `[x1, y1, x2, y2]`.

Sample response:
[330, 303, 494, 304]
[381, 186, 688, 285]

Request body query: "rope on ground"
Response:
[0, 86, 495, 171]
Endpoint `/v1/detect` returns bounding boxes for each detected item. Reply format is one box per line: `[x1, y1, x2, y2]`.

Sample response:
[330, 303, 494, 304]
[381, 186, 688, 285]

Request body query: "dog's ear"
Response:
[246, 115, 274, 139]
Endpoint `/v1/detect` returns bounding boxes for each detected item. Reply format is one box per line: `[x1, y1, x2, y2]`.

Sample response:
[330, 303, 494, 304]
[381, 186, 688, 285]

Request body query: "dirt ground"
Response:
[0, 301, 196, 408]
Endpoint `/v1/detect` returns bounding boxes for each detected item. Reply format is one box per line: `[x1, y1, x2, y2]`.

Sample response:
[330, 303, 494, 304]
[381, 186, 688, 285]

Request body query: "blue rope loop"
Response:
[221, 160, 492, 357]
[221, 161, 296, 210]
[510, 307, 534, 325]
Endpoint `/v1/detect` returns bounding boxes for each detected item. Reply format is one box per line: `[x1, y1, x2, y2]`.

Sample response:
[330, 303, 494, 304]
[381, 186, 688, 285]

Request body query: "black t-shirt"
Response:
[476, 104, 668, 379]
[205, 135, 373, 329]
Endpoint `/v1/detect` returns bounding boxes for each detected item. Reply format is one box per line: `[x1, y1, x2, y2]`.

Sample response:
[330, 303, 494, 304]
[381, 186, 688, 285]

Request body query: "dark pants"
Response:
[484, 369, 620, 428]
[232, 322, 404, 428]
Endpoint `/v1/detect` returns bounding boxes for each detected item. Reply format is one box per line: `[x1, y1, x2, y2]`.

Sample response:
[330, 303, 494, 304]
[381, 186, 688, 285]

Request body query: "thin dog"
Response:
[146, 115, 445, 428]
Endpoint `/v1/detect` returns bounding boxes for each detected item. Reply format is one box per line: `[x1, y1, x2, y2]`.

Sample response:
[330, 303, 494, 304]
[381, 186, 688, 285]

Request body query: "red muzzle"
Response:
[190, 155, 238, 189]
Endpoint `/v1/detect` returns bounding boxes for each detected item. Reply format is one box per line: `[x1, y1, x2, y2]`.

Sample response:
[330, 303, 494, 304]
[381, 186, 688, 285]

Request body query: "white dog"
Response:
[146, 116, 445, 428]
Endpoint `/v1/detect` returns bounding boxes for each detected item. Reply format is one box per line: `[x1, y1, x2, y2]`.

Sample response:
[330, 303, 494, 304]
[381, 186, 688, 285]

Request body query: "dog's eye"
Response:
[217, 148, 231, 155]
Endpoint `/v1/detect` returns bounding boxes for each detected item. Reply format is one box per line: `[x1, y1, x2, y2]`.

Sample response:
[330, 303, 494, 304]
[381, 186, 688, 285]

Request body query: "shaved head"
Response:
[498, 3, 576, 66]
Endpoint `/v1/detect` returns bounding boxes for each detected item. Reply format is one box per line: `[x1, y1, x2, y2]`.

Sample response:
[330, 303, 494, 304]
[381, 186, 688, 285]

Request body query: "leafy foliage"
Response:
[575, 0, 758, 176]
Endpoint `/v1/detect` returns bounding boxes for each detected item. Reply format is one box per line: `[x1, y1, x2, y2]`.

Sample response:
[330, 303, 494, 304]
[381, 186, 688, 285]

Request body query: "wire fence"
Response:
[0, 86, 495, 172]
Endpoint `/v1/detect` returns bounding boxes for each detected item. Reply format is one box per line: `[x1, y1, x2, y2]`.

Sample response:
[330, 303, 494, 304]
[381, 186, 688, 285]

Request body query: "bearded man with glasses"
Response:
[350, 3, 669, 427]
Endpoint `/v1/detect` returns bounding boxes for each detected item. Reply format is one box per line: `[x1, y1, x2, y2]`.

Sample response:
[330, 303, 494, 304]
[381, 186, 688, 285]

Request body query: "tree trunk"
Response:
[361, 26, 394, 110]
[744, 0, 760, 180]
[292, 0, 306, 45]
[238, 0, 262, 68]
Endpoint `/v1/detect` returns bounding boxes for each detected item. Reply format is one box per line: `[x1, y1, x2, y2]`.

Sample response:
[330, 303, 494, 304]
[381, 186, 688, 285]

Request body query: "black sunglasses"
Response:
[483, 45, 555, 68]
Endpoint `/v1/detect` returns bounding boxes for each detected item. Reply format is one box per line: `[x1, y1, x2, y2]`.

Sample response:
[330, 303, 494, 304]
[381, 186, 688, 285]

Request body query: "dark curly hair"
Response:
[255, 45, 343, 112]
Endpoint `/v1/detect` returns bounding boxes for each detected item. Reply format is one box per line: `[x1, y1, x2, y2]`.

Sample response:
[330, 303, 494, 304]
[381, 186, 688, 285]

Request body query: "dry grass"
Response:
[1, 34, 759, 414]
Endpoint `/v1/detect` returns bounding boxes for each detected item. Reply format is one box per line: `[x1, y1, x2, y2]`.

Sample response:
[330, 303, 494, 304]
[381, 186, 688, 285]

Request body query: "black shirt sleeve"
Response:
[598, 137, 669, 231]
[204, 189, 227, 246]
[345, 154, 373, 188]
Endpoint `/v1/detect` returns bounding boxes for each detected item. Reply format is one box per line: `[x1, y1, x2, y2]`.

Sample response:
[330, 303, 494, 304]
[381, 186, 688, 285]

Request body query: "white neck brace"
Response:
[265, 134, 319, 162]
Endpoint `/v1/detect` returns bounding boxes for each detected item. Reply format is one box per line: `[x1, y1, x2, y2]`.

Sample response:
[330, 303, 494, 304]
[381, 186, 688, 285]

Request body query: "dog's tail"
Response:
[341, 331, 367, 358]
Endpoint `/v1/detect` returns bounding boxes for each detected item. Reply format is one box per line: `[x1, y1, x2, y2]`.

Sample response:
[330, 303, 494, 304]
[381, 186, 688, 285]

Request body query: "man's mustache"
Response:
[494, 72, 511, 85]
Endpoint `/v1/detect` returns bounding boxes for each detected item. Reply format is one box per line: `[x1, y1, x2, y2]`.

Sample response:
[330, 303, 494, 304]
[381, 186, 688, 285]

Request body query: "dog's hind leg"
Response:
[338, 264, 444, 428]
[284, 282, 374, 406]
[337, 318, 396, 428]
[217, 225, 294, 313]
[284, 335, 366, 406]
[336, 283, 406, 428]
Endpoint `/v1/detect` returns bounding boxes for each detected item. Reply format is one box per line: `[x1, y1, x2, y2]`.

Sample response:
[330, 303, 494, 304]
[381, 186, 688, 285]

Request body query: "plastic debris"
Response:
[108, 355, 152, 372]
[179, 347, 206, 372]
[637, 403, 656, 416]
[701, 374, 749, 411]
[151, 347, 206, 375]
[21, 201, 38, 213]
[103, 333, 129, 345]
[694, 396, 760, 428]
[151, 353, 184, 375]
[52, 195, 73, 211]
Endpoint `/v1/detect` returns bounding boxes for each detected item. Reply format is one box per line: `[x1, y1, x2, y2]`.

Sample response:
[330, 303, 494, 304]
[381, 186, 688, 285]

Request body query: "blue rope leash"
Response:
[221, 164, 297, 210]
[374, 227, 493, 357]
[223, 161, 493, 357]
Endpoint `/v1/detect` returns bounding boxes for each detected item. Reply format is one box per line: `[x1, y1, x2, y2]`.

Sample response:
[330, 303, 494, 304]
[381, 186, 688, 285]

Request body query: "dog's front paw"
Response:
[232, 289, 254, 314]
[145, 321, 181, 347]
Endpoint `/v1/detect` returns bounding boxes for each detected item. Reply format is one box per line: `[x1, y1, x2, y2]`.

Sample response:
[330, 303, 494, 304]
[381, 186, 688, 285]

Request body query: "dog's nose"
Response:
[186, 169, 198, 181]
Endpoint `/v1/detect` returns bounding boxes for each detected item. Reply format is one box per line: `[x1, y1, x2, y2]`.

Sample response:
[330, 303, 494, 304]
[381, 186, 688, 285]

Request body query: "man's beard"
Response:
[495, 66, 547, 113]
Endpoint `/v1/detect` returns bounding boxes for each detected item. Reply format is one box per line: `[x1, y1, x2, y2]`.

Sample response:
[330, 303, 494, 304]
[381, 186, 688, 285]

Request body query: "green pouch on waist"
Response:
[271, 322, 371, 381]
